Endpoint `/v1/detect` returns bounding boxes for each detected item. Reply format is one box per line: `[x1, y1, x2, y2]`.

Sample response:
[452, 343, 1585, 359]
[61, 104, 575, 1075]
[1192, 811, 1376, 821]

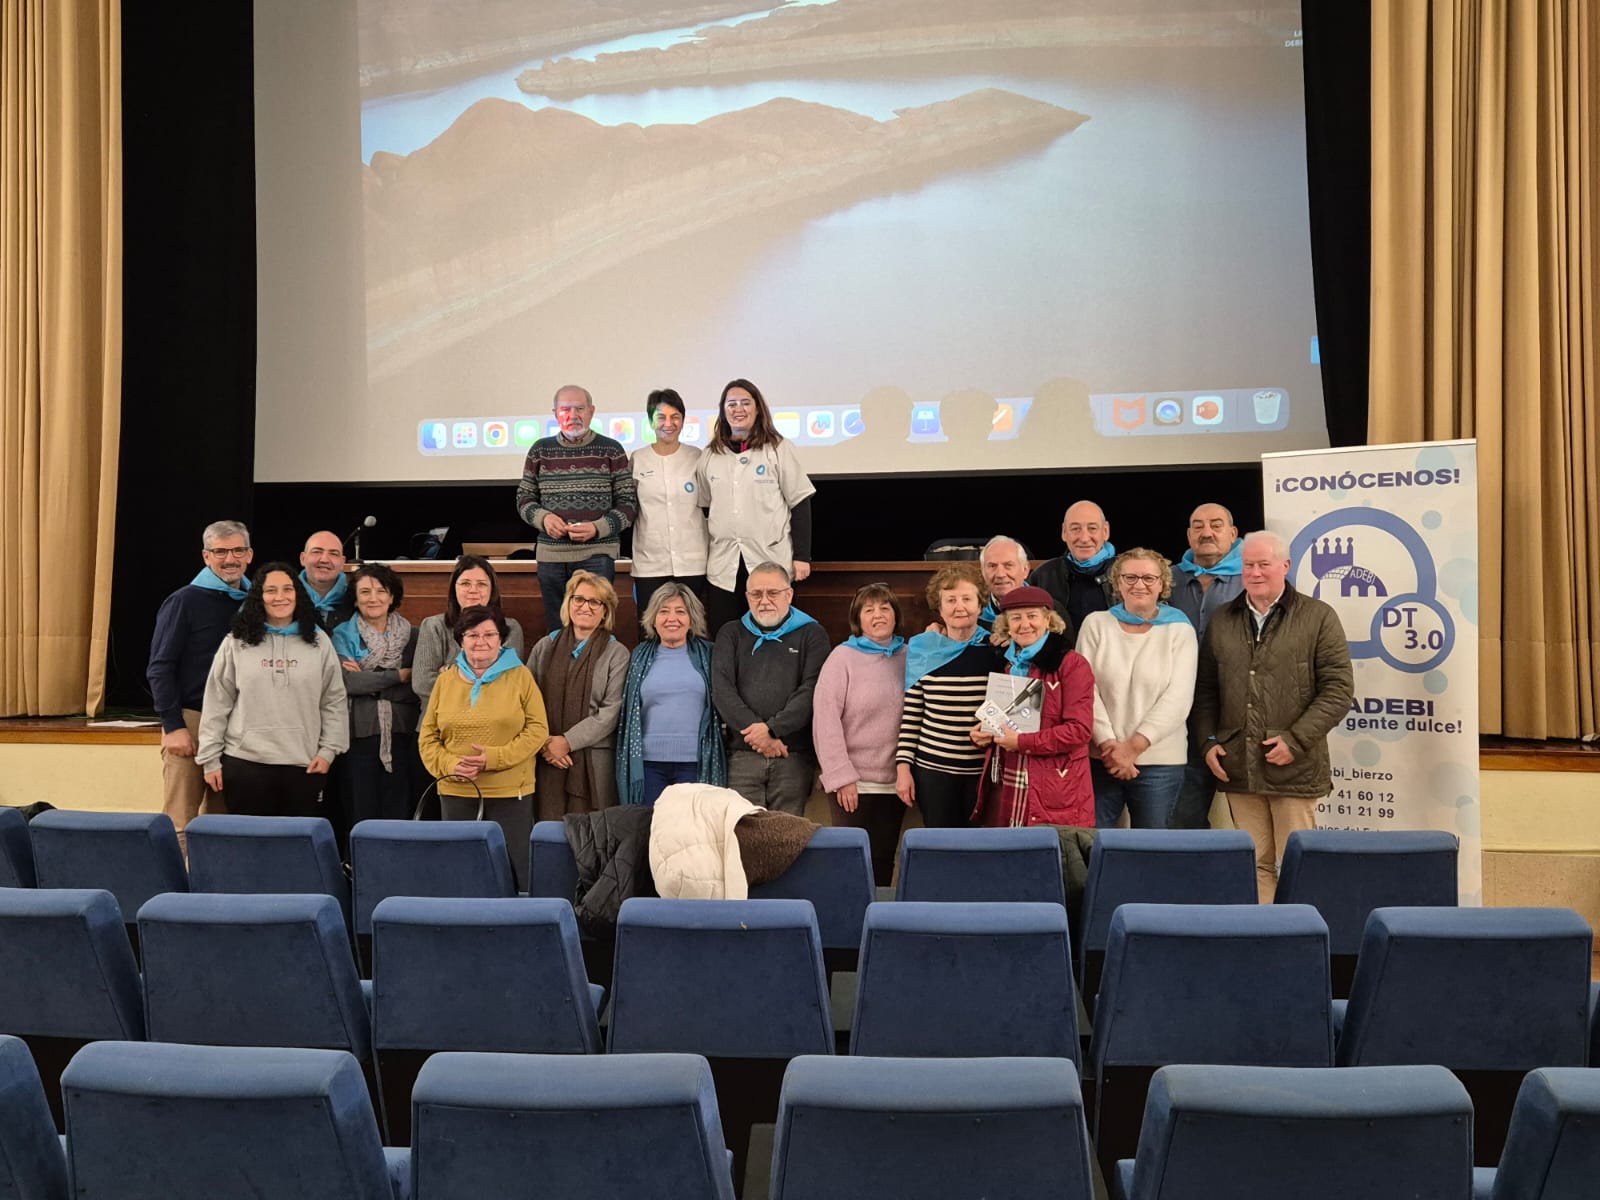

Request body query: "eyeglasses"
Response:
[569, 596, 607, 610]
[746, 588, 791, 601]
[204, 547, 250, 559]
[1121, 574, 1160, 587]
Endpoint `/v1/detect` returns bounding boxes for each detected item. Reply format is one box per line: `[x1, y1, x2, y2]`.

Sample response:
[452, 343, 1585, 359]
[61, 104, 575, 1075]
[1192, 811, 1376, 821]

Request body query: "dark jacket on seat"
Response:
[565, 806, 656, 938]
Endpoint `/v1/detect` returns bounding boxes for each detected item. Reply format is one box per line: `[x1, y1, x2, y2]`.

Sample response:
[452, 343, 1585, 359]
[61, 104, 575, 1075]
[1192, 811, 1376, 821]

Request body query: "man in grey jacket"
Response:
[711, 562, 830, 815]
[1192, 530, 1353, 901]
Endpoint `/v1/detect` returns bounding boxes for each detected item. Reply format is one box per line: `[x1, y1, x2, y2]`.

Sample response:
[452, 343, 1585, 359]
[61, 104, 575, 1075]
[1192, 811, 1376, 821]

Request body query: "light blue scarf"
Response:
[1004, 635, 1048, 676]
[189, 567, 250, 601]
[1174, 539, 1243, 578]
[263, 622, 302, 637]
[1109, 603, 1192, 627]
[741, 607, 818, 652]
[904, 628, 989, 691]
[299, 569, 349, 615]
[1068, 542, 1116, 572]
[455, 646, 522, 706]
[331, 618, 366, 660]
[845, 634, 905, 657]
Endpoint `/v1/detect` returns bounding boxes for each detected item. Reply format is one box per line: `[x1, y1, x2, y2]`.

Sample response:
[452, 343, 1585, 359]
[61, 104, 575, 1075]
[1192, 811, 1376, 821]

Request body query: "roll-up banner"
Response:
[1261, 440, 1480, 903]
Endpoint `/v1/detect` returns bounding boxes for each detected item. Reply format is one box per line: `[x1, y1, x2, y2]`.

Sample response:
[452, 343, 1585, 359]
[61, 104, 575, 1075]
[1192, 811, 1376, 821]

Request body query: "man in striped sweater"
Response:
[515, 385, 638, 633]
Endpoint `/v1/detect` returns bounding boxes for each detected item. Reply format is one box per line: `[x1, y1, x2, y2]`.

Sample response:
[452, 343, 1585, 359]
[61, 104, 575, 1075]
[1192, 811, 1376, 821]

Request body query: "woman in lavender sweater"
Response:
[812, 583, 910, 886]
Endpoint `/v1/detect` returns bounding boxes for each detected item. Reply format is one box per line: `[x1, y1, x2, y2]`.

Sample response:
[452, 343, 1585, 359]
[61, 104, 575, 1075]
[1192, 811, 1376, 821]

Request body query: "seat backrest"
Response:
[771, 1055, 1093, 1200]
[29, 811, 188, 916]
[895, 827, 1065, 905]
[411, 1051, 734, 1200]
[1091, 904, 1332, 1071]
[1126, 1064, 1473, 1200]
[350, 819, 515, 936]
[1276, 829, 1459, 953]
[372, 896, 599, 1054]
[0, 887, 143, 1039]
[608, 898, 832, 1057]
[0, 807, 36, 888]
[186, 814, 350, 928]
[1492, 1068, 1600, 1199]
[1338, 907, 1592, 1069]
[851, 902, 1078, 1065]
[0, 1035, 67, 1200]
[750, 827, 874, 952]
[61, 1041, 394, 1200]
[1079, 830, 1257, 959]
[137, 892, 369, 1056]
[528, 820, 579, 901]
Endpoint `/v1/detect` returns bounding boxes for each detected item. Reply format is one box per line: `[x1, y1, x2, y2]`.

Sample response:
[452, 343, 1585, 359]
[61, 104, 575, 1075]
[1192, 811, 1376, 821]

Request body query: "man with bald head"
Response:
[300, 531, 354, 632]
[1030, 500, 1115, 633]
[979, 535, 1074, 641]
[1193, 530, 1352, 901]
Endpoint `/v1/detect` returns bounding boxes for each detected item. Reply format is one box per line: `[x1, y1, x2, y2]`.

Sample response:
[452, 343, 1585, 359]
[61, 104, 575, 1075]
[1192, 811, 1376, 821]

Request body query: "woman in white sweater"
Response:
[1074, 548, 1197, 829]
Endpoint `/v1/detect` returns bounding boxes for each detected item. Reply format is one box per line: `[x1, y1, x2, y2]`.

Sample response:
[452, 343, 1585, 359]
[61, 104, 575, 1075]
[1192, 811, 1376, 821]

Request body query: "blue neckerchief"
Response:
[571, 636, 589, 660]
[264, 622, 302, 637]
[741, 607, 818, 652]
[1004, 635, 1048, 676]
[1174, 539, 1243, 578]
[845, 634, 905, 657]
[1109, 603, 1192, 627]
[299, 569, 348, 614]
[978, 601, 998, 626]
[189, 567, 250, 601]
[1068, 542, 1116, 572]
[331, 617, 366, 660]
[455, 646, 522, 706]
[904, 628, 988, 691]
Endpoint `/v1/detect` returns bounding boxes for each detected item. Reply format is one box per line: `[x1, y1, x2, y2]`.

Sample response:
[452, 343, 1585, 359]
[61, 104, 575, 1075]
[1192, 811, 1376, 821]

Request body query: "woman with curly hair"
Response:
[197, 562, 349, 817]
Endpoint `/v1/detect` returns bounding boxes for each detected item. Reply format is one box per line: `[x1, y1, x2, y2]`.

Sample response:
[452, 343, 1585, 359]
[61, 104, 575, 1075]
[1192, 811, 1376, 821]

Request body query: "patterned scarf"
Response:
[333, 612, 412, 771]
[616, 638, 726, 805]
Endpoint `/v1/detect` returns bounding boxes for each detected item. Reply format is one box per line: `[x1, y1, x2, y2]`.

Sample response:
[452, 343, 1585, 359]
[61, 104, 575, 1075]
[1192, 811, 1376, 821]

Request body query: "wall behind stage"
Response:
[106, 0, 1367, 714]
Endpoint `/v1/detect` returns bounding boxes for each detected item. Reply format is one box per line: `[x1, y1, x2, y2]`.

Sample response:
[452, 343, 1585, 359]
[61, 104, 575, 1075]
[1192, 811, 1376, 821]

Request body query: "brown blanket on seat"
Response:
[734, 809, 819, 886]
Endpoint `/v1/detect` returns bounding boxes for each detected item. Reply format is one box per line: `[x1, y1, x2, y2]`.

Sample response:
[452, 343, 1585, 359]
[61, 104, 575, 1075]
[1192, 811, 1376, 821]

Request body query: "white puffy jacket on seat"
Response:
[649, 783, 760, 900]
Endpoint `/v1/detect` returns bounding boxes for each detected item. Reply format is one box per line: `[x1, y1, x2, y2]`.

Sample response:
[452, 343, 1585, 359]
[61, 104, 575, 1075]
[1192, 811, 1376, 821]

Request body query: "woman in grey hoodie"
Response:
[197, 563, 349, 817]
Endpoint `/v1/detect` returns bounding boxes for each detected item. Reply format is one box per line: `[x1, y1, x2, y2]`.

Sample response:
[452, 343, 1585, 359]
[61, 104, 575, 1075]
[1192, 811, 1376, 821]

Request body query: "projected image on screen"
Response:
[254, 0, 1322, 482]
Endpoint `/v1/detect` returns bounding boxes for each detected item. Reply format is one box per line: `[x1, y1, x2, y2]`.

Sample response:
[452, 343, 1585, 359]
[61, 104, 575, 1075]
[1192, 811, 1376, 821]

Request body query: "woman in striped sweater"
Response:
[894, 562, 999, 828]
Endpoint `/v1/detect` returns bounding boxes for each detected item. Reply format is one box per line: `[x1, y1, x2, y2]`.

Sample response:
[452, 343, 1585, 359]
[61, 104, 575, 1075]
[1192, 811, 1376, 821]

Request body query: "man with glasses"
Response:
[711, 561, 831, 814]
[147, 520, 253, 851]
[515, 384, 638, 634]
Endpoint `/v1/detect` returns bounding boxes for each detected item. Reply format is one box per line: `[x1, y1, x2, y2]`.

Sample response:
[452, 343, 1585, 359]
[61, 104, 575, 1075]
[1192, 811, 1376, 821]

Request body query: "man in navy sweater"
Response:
[147, 520, 253, 851]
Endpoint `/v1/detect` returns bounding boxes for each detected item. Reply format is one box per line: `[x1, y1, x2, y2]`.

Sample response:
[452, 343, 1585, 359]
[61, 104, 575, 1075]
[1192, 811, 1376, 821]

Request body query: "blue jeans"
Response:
[536, 554, 615, 636]
[1169, 754, 1219, 829]
[641, 760, 699, 807]
[1092, 761, 1185, 829]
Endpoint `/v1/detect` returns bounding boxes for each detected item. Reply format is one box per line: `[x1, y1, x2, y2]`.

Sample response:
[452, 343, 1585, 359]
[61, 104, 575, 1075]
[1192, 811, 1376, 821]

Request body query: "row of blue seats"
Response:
[2, 886, 1593, 1167]
[0, 807, 1464, 990]
[3, 1034, 1597, 1200]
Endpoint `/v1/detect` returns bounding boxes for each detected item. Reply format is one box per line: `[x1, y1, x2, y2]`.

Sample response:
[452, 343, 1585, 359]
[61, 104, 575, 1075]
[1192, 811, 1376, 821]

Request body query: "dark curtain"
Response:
[1301, 0, 1372, 447]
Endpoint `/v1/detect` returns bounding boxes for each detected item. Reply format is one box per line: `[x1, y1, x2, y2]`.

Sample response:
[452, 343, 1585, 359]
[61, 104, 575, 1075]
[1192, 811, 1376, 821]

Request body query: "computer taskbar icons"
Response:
[1089, 387, 1290, 437]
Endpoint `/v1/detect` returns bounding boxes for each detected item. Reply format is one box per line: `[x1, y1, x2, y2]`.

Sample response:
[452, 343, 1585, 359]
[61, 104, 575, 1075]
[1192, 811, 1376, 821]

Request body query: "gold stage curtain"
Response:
[1370, 0, 1598, 738]
[0, 0, 121, 715]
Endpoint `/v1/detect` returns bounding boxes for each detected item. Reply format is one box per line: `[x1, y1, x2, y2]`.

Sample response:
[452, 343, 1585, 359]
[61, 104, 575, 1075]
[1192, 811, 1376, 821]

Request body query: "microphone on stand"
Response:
[345, 515, 377, 564]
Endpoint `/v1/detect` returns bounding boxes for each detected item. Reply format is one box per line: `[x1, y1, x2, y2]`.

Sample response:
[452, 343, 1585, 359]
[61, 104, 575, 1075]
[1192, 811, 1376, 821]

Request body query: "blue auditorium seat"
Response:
[771, 1055, 1094, 1200]
[1275, 828, 1458, 995]
[350, 818, 516, 972]
[61, 1041, 406, 1199]
[1078, 829, 1256, 1010]
[29, 810, 187, 953]
[1474, 1067, 1600, 1200]
[850, 901, 1079, 1066]
[528, 820, 579, 901]
[0, 1034, 67, 1200]
[0, 806, 35, 888]
[370, 895, 603, 1144]
[894, 826, 1065, 905]
[1337, 905, 1592, 1165]
[609, 897, 833, 1191]
[1114, 1063, 1473, 1200]
[1090, 902, 1333, 1172]
[0, 887, 143, 1130]
[185, 813, 351, 931]
[411, 1052, 734, 1200]
[750, 826, 874, 975]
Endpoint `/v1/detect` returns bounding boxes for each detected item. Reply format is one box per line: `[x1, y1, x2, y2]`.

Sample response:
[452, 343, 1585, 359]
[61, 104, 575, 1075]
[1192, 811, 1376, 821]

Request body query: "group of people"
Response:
[146, 377, 1353, 902]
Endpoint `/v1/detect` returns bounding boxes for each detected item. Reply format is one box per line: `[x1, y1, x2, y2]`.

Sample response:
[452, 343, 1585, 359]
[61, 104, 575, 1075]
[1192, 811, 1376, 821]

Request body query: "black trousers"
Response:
[219, 754, 326, 819]
[338, 733, 427, 829]
[911, 765, 979, 829]
[832, 791, 907, 887]
[706, 562, 751, 636]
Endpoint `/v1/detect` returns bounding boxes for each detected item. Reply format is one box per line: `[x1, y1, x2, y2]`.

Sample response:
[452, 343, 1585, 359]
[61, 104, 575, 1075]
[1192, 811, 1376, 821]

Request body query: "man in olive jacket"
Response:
[1192, 530, 1353, 901]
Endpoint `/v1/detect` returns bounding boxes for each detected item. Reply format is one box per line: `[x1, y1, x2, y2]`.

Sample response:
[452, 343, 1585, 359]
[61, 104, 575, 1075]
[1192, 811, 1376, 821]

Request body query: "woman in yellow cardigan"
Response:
[419, 604, 549, 888]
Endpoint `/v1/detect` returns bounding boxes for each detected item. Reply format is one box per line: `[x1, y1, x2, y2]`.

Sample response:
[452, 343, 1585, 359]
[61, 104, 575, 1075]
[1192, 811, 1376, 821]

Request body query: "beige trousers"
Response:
[1226, 791, 1318, 903]
[161, 708, 225, 853]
